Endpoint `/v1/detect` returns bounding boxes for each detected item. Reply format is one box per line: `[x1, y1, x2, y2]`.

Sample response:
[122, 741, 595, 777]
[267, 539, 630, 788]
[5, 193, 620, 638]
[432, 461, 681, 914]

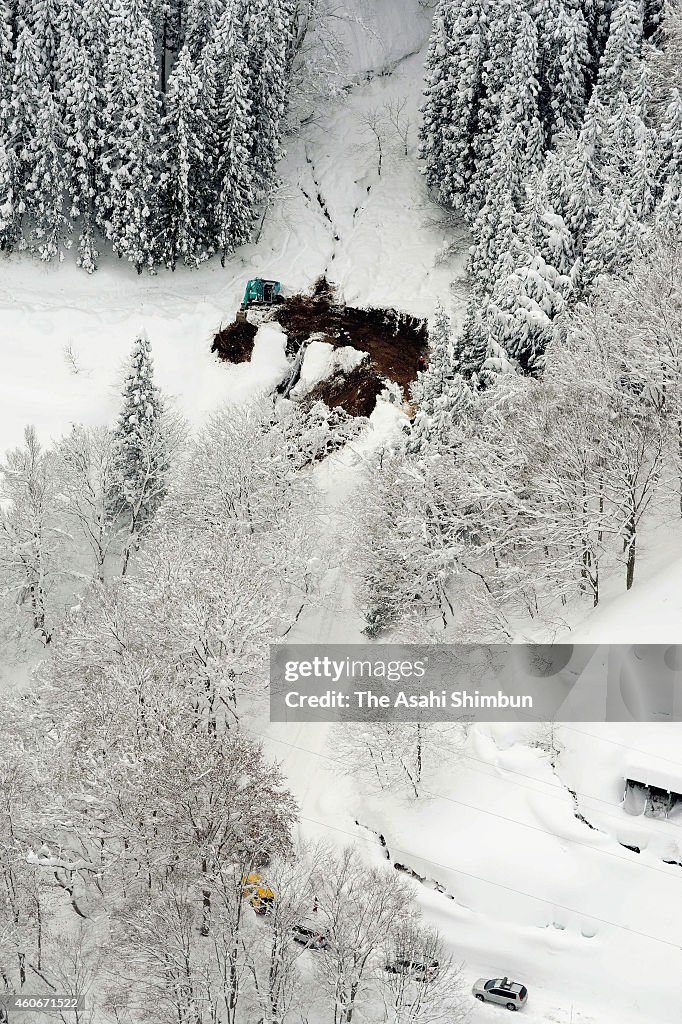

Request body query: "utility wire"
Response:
[297, 811, 682, 952]
[264, 732, 682, 878]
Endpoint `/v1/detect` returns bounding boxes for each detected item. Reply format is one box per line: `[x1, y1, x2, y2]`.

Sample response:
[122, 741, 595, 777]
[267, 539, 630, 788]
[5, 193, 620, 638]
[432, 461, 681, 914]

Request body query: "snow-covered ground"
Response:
[0, 0, 462, 454]
[2, 2, 681, 1022]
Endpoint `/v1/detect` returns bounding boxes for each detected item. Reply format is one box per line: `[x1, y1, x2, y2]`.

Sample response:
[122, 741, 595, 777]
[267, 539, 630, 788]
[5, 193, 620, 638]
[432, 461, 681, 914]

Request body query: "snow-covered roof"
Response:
[625, 759, 682, 794]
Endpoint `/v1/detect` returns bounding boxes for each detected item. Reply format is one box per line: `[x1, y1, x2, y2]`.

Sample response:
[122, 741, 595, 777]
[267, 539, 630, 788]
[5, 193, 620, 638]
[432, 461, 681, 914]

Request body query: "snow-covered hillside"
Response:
[2, 3, 681, 1023]
[0, 0, 463, 454]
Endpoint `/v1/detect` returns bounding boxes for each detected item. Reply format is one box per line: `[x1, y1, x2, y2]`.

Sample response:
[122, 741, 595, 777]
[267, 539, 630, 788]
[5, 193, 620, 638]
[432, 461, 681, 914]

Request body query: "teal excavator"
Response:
[236, 278, 282, 321]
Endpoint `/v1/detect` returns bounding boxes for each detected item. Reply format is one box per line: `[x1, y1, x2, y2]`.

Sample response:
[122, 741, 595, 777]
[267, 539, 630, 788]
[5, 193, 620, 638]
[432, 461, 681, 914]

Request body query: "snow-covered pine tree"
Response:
[57, 0, 103, 271]
[213, 7, 255, 263]
[184, 0, 221, 55]
[631, 62, 651, 117]
[581, 0, 613, 85]
[658, 89, 682, 223]
[581, 188, 644, 287]
[529, 202, 576, 276]
[643, 0, 664, 39]
[456, 298, 489, 380]
[110, 333, 168, 573]
[502, 11, 544, 177]
[548, 6, 590, 138]
[560, 118, 601, 246]
[0, 0, 12, 134]
[244, 0, 293, 203]
[26, 82, 69, 260]
[419, 0, 486, 216]
[528, 0, 559, 130]
[485, 250, 573, 374]
[593, 0, 643, 107]
[0, 1, 16, 249]
[30, 0, 59, 86]
[659, 89, 682, 182]
[540, 147, 573, 222]
[0, 142, 19, 249]
[467, 123, 522, 293]
[159, 45, 210, 268]
[602, 87, 638, 165]
[8, 17, 44, 246]
[479, 337, 518, 386]
[474, 0, 525, 210]
[628, 117, 660, 219]
[99, 0, 160, 272]
[409, 304, 473, 453]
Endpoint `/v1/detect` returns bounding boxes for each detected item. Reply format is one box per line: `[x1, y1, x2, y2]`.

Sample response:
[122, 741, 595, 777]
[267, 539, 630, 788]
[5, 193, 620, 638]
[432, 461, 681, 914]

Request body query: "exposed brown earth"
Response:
[211, 318, 258, 363]
[211, 278, 428, 415]
[304, 362, 387, 419]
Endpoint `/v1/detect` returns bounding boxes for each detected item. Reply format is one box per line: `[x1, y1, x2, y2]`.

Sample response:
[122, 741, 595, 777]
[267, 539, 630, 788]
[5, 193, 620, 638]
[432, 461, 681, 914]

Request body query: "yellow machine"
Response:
[241, 872, 275, 915]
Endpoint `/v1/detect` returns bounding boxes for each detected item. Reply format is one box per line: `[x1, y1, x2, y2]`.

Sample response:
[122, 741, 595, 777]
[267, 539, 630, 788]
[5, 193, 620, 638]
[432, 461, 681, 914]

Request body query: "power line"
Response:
[297, 812, 682, 952]
[268, 725, 682, 824]
[264, 732, 682, 879]
[561, 724, 682, 770]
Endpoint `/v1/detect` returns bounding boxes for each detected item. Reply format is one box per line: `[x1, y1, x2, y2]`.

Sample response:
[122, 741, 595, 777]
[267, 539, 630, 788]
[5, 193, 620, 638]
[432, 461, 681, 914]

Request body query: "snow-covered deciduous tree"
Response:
[170, 397, 314, 538]
[334, 721, 467, 799]
[54, 425, 118, 583]
[0, 740, 47, 994]
[0, 426, 62, 643]
[243, 853, 318, 1024]
[381, 923, 468, 1024]
[109, 333, 168, 573]
[350, 449, 464, 637]
[311, 846, 415, 1024]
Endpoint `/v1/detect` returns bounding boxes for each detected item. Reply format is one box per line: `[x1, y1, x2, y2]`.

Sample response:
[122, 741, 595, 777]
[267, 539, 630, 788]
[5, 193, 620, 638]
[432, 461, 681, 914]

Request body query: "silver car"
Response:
[472, 977, 528, 1011]
[292, 924, 329, 950]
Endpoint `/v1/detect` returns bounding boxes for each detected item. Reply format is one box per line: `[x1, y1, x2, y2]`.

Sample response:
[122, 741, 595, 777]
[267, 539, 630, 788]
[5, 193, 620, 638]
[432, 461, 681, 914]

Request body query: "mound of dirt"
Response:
[305, 363, 386, 419]
[212, 318, 258, 363]
[211, 279, 428, 416]
[275, 291, 427, 391]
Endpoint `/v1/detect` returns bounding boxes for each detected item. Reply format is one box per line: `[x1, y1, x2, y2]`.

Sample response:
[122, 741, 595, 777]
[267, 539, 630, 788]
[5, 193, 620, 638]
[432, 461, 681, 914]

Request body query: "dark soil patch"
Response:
[275, 289, 427, 390]
[212, 318, 258, 363]
[211, 277, 428, 416]
[305, 362, 386, 418]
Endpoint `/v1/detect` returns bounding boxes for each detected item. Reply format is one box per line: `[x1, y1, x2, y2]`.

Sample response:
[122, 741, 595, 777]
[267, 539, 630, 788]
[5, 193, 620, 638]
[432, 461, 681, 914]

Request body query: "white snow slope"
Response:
[0, 0, 461, 453]
[2, 3, 681, 1024]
